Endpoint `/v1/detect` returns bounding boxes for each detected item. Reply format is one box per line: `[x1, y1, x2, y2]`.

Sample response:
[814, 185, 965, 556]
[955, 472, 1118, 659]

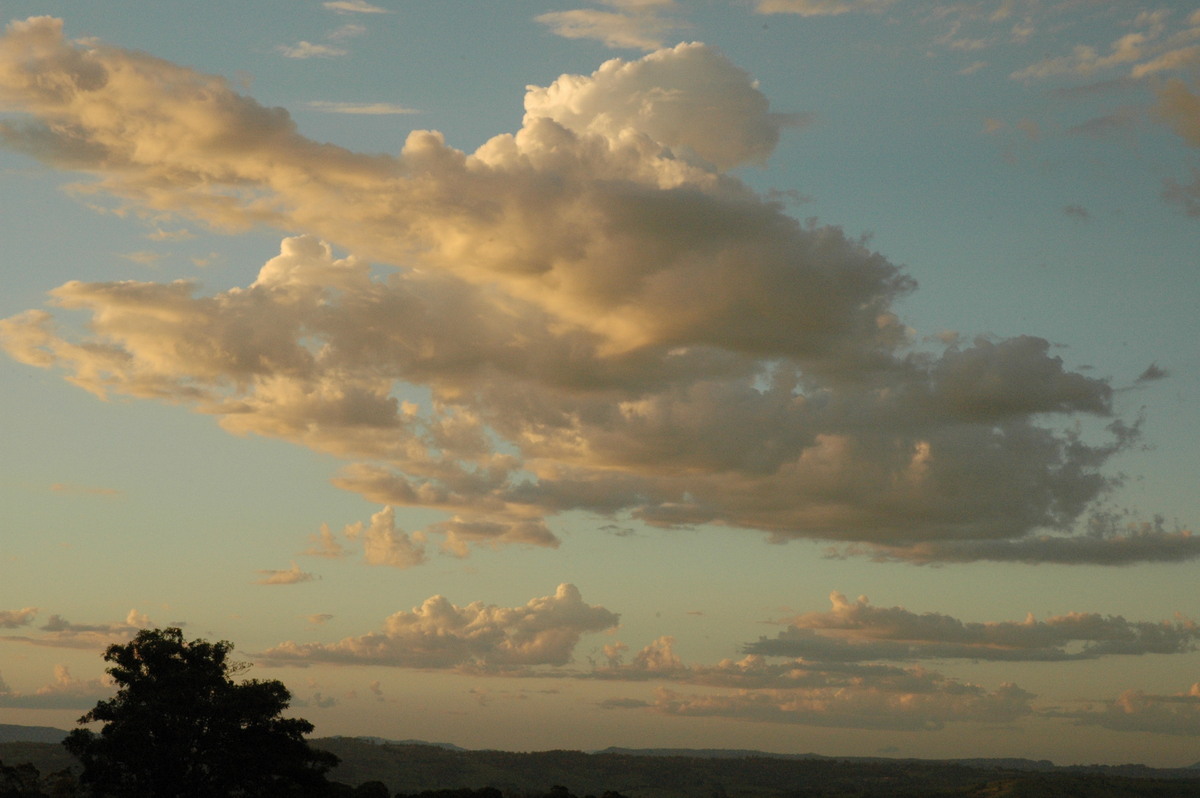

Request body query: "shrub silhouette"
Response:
[63, 627, 337, 797]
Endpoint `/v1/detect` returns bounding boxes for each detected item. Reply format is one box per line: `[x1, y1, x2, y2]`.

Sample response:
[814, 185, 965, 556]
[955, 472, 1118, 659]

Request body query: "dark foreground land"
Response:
[4, 735, 1200, 797]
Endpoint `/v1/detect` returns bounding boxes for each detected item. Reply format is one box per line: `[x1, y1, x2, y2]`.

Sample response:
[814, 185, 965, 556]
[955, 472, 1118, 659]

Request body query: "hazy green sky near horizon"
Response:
[1, 0, 1199, 767]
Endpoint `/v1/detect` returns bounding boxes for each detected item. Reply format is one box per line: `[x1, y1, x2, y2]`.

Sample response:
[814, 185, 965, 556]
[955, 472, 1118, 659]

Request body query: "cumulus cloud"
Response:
[256, 562, 320, 585]
[342, 506, 427, 568]
[262, 584, 619, 669]
[746, 592, 1200, 662]
[0, 18, 1178, 564]
[0, 607, 38, 628]
[0, 664, 111, 709]
[536, 1, 686, 51]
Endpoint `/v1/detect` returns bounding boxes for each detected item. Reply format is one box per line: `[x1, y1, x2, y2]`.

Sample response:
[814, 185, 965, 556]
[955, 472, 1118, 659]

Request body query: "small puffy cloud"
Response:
[263, 584, 619, 669]
[1065, 683, 1200, 736]
[1137, 363, 1169, 382]
[0, 19, 1178, 565]
[0, 607, 38, 628]
[755, 0, 896, 16]
[536, 1, 685, 52]
[343, 506, 427, 568]
[306, 614, 335, 625]
[1063, 204, 1090, 221]
[747, 592, 1200, 662]
[303, 523, 350, 559]
[304, 101, 420, 115]
[0, 664, 112, 709]
[256, 562, 319, 585]
[276, 42, 348, 59]
[324, 0, 390, 14]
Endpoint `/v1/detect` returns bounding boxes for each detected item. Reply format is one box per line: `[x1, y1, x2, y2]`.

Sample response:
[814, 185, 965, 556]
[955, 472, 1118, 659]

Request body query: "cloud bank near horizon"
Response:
[0, 17, 1194, 566]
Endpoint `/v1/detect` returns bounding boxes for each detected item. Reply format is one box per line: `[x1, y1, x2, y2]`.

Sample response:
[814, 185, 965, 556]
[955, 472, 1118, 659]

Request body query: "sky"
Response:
[1, 0, 1199, 768]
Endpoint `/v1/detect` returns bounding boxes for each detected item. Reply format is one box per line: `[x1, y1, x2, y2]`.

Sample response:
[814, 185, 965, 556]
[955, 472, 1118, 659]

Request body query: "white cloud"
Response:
[536, 1, 685, 51]
[263, 584, 619, 669]
[276, 41, 348, 59]
[0, 19, 1180, 564]
[342, 506, 427, 568]
[255, 562, 319, 585]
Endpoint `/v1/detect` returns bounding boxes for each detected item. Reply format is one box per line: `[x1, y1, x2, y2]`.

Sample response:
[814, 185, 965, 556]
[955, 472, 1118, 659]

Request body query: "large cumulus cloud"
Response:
[263, 583, 619, 669]
[1, 17, 1190, 563]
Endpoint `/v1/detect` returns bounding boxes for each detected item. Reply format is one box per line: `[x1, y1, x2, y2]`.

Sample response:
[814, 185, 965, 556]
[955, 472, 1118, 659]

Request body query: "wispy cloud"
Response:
[304, 101, 420, 115]
[755, 0, 897, 16]
[276, 41, 348, 59]
[323, 0, 390, 14]
[537, 1, 686, 51]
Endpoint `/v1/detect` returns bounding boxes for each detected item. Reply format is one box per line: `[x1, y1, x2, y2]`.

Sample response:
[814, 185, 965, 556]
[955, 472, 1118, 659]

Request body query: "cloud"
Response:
[342, 506, 427, 568]
[745, 592, 1200, 663]
[1011, 9, 1200, 82]
[262, 584, 619, 669]
[303, 523, 351, 559]
[324, 0, 390, 14]
[755, 0, 896, 17]
[536, 1, 686, 51]
[276, 42, 348, 59]
[0, 664, 111, 709]
[1062, 204, 1090, 221]
[0, 609, 155, 649]
[647, 680, 1034, 731]
[1137, 363, 1169, 382]
[256, 562, 319, 585]
[0, 607, 38, 628]
[307, 614, 335, 625]
[829, 512, 1200, 566]
[304, 101, 420, 115]
[0, 19, 1177, 564]
[1064, 683, 1200, 736]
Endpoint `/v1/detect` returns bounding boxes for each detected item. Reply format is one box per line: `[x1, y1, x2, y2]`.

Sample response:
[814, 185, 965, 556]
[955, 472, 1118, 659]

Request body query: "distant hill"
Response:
[0, 724, 68, 744]
[4, 734, 1200, 796]
[310, 739, 1200, 797]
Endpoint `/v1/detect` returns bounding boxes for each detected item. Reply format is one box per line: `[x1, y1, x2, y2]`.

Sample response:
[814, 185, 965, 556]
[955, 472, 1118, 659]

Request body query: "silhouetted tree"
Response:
[63, 627, 338, 797]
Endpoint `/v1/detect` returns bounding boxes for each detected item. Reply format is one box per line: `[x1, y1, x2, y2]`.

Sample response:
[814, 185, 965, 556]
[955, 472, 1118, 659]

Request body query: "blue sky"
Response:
[1, 0, 1199, 766]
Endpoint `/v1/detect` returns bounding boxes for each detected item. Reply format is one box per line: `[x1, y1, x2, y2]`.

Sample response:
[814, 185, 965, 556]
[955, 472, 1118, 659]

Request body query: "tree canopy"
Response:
[63, 627, 337, 797]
